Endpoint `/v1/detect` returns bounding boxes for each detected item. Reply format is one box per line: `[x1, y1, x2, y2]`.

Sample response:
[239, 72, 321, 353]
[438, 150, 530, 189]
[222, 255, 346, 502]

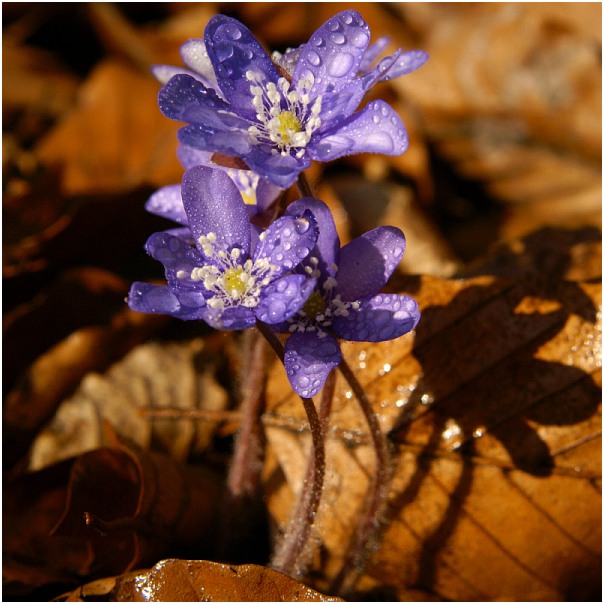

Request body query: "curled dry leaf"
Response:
[4, 447, 222, 596]
[28, 338, 229, 470]
[263, 228, 601, 600]
[56, 559, 344, 602]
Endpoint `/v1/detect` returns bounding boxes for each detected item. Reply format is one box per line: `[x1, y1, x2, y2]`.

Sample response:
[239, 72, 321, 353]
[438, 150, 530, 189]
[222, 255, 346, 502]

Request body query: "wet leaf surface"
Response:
[264, 229, 601, 601]
[55, 559, 344, 602]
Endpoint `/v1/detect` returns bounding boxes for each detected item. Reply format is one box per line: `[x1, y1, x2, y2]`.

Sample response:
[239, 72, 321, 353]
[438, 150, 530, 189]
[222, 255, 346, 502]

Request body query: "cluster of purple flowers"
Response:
[129, 9, 425, 398]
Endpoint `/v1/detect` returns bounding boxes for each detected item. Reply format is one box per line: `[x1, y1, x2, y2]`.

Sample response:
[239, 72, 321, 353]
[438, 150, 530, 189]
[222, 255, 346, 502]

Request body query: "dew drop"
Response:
[331, 32, 346, 45]
[327, 52, 354, 77]
[378, 362, 392, 376]
[216, 42, 234, 62]
[275, 252, 284, 262]
[225, 25, 242, 40]
[372, 114, 380, 124]
[312, 36, 325, 47]
[306, 50, 321, 67]
[294, 218, 310, 234]
[344, 390, 353, 400]
[420, 393, 432, 405]
[473, 426, 486, 438]
[342, 13, 353, 25]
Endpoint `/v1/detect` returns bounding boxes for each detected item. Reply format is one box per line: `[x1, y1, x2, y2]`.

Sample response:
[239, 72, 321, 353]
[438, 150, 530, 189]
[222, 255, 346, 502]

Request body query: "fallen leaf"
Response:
[4, 302, 168, 468]
[391, 3, 602, 238]
[263, 228, 601, 600]
[28, 338, 229, 470]
[3, 447, 222, 597]
[35, 58, 183, 195]
[56, 559, 344, 602]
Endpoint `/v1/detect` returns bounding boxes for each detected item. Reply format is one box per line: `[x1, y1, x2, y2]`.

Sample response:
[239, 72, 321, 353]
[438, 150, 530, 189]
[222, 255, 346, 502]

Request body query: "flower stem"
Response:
[255, 321, 328, 578]
[297, 171, 315, 198]
[227, 330, 267, 499]
[217, 330, 268, 561]
[330, 357, 392, 595]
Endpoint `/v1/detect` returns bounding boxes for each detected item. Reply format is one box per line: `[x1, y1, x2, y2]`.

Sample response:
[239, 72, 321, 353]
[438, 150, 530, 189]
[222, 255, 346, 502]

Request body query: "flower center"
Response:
[223, 267, 248, 297]
[246, 71, 322, 158]
[301, 291, 326, 320]
[183, 233, 277, 311]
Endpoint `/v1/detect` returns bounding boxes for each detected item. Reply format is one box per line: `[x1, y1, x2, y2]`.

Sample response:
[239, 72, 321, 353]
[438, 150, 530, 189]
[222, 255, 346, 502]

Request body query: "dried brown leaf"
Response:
[3, 447, 222, 597]
[28, 338, 229, 470]
[35, 59, 183, 195]
[392, 3, 602, 237]
[263, 230, 601, 600]
[56, 559, 344, 602]
[4, 301, 168, 467]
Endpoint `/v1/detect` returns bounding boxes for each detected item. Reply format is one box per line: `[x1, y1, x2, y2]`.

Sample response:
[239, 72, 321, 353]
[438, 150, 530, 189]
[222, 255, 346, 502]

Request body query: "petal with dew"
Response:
[286, 198, 340, 280]
[294, 9, 370, 99]
[204, 15, 280, 120]
[145, 185, 188, 225]
[128, 282, 206, 320]
[254, 211, 318, 280]
[284, 331, 342, 398]
[310, 100, 407, 161]
[255, 275, 316, 324]
[336, 226, 406, 301]
[332, 293, 420, 342]
[181, 166, 251, 254]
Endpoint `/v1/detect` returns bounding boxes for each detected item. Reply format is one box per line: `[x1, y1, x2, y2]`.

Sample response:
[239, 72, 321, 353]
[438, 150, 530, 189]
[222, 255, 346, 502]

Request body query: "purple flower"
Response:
[128, 166, 319, 330]
[149, 39, 283, 219]
[158, 10, 428, 188]
[145, 144, 283, 228]
[271, 198, 420, 398]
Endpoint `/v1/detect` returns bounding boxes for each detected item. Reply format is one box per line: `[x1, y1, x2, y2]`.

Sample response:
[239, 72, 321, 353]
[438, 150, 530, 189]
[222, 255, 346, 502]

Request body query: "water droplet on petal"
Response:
[331, 32, 346, 45]
[225, 24, 242, 40]
[312, 36, 325, 47]
[327, 52, 354, 77]
[306, 50, 321, 67]
[216, 42, 234, 62]
[294, 218, 310, 234]
[342, 13, 353, 25]
[349, 30, 369, 49]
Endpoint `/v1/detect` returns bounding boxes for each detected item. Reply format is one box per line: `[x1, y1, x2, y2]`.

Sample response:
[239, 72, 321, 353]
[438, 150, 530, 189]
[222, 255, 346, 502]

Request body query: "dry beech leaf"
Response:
[263, 233, 601, 600]
[392, 3, 601, 237]
[4, 301, 168, 467]
[56, 559, 343, 602]
[35, 58, 183, 195]
[4, 447, 222, 594]
[29, 338, 229, 470]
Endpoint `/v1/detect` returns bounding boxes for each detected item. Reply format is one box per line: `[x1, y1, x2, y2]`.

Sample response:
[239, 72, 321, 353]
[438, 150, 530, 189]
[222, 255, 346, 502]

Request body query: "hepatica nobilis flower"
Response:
[145, 144, 283, 233]
[128, 166, 319, 330]
[271, 198, 420, 398]
[158, 9, 428, 188]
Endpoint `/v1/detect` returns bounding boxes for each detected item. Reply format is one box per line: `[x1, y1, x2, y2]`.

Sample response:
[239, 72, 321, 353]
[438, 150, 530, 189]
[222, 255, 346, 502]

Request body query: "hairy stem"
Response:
[227, 330, 268, 498]
[297, 171, 315, 198]
[215, 331, 269, 562]
[255, 321, 328, 577]
[330, 357, 392, 595]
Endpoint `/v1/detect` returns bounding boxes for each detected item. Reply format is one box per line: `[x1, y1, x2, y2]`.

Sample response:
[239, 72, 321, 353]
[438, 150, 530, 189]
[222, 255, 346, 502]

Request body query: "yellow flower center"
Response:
[276, 110, 302, 145]
[302, 291, 326, 320]
[223, 267, 248, 297]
